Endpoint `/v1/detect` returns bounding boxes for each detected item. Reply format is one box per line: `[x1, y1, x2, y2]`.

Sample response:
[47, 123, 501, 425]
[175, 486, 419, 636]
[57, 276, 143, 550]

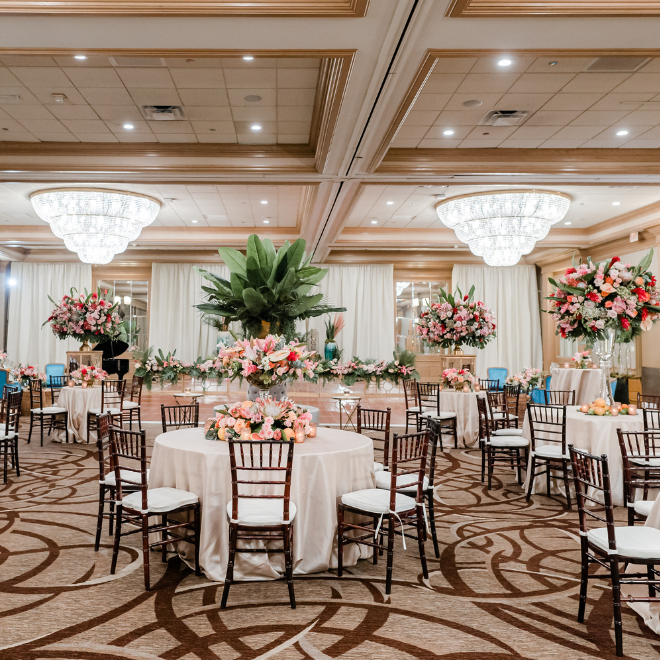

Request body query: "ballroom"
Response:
[1, 2, 660, 659]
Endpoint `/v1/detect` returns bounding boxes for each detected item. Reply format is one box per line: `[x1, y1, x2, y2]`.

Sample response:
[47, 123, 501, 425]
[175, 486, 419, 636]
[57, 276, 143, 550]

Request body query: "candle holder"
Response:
[68, 379, 75, 388]
[184, 387, 191, 394]
[610, 406, 620, 417]
[438, 384, 443, 392]
[628, 404, 637, 416]
[462, 383, 470, 393]
[307, 422, 317, 438]
[474, 383, 481, 392]
[564, 363, 569, 369]
[294, 427, 306, 443]
[81, 381, 88, 389]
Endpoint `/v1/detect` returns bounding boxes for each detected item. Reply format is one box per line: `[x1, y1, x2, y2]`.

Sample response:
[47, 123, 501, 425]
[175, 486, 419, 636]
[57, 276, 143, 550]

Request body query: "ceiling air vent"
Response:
[109, 56, 168, 67]
[479, 110, 529, 127]
[585, 57, 650, 72]
[140, 105, 187, 121]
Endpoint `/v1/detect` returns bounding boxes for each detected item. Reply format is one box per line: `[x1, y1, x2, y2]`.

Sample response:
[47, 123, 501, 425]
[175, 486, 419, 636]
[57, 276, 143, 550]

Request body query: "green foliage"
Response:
[196, 236, 345, 340]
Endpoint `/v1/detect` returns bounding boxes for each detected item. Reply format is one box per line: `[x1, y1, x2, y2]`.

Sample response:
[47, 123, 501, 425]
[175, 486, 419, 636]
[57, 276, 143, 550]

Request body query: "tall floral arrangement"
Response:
[546, 250, 660, 342]
[505, 367, 544, 392]
[45, 288, 122, 345]
[416, 286, 496, 350]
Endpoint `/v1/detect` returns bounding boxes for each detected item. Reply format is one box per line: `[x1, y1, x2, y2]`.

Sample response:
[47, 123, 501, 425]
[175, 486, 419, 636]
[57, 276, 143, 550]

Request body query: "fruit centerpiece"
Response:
[578, 398, 637, 417]
[441, 368, 478, 391]
[70, 365, 108, 387]
[205, 397, 315, 442]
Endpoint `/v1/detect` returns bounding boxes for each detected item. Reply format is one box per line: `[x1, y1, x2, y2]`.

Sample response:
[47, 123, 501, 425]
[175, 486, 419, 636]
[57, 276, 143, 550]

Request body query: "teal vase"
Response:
[325, 341, 337, 360]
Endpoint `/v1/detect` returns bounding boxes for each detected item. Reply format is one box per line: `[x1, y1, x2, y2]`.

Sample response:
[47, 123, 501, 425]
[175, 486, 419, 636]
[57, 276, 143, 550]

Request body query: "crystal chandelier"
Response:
[435, 190, 571, 267]
[30, 188, 161, 264]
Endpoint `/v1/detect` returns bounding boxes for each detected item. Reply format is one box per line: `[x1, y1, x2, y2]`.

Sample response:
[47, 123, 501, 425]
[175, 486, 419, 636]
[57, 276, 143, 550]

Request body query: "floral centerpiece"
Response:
[505, 367, 544, 392]
[441, 368, 478, 391]
[0, 351, 6, 367]
[11, 364, 45, 385]
[45, 288, 122, 351]
[572, 351, 591, 369]
[205, 397, 314, 442]
[416, 286, 496, 353]
[70, 365, 108, 387]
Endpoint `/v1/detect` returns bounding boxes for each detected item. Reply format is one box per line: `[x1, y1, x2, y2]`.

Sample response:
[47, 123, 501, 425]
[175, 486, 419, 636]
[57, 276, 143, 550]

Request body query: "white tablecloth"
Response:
[550, 367, 602, 405]
[149, 427, 375, 581]
[522, 407, 644, 505]
[56, 386, 102, 443]
[438, 390, 486, 447]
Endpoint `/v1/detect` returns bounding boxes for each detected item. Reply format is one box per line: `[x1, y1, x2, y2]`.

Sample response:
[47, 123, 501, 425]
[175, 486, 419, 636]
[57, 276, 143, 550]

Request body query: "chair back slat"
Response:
[638, 393, 660, 410]
[109, 427, 148, 510]
[161, 403, 200, 433]
[503, 383, 521, 417]
[101, 379, 125, 413]
[416, 382, 440, 416]
[389, 430, 429, 506]
[130, 375, 143, 404]
[617, 429, 660, 504]
[403, 379, 419, 410]
[543, 389, 575, 406]
[479, 378, 499, 391]
[643, 408, 660, 431]
[227, 439, 295, 522]
[356, 405, 391, 467]
[527, 402, 567, 453]
[49, 374, 68, 404]
[29, 377, 44, 409]
[476, 396, 492, 443]
[4, 390, 22, 437]
[95, 413, 113, 482]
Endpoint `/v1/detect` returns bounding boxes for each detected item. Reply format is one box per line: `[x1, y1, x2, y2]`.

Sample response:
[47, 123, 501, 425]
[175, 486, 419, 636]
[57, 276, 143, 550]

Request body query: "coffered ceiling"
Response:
[1, 0, 660, 267]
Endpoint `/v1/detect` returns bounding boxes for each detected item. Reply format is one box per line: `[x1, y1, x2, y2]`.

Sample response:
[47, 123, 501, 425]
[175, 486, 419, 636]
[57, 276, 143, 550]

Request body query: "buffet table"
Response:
[149, 427, 375, 581]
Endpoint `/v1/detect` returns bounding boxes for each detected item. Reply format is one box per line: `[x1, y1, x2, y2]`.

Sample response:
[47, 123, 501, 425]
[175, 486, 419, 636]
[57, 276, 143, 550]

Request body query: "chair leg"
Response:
[452, 419, 457, 449]
[161, 514, 168, 563]
[337, 504, 344, 577]
[628, 505, 635, 526]
[545, 460, 551, 496]
[610, 557, 623, 657]
[372, 515, 379, 565]
[487, 445, 493, 490]
[516, 449, 522, 485]
[577, 537, 589, 623]
[193, 503, 201, 577]
[2, 443, 7, 484]
[13, 439, 19, 477]
[110, 505, 123, 575]
[385, 513, 395, 595]
[221, 524, 237, 608]
[427, 492, 440, 559]
[40, 417, 44, 447]
[562, 461, 572, 511]
[95, 486, 105, 552]
[142, 514, 151, 591]
[283, 524, 296, 609]
[108, 496, 115, 535]
[417, 508, 429, 581]
[526, 455, 536, 502]
[405, 412, 409, 435]
[28, 414, 33, 444]
[64, 413, 69, 444]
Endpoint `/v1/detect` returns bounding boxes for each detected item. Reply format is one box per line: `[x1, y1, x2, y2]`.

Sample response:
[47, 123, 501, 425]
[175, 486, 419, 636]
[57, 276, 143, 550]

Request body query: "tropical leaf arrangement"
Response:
[196, 235, 345, 340]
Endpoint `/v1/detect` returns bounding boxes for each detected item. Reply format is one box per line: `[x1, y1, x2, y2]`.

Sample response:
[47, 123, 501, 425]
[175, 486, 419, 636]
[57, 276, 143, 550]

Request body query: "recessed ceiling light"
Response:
[191, 220, 198, 224]
[243, 55, 254, 61]
[123, 124, 134, 129]
[498, 59, 512, 67]
[74, 55, 87, 60]
[244, 95, 262, 102]
[443, 129, 455, 136]
[564, 221, 571, 225]
[463, 99, 482, 107]
[386, 201, 394, 205]
[263, 219, 270, 224]
[371, 220, 378, 224]
[549, 61, 558, 66]
[613, 201, 621, 206]
[616, 130, 629, 136]
[251, 125, 262, 131]
[260, 200, 268, 204]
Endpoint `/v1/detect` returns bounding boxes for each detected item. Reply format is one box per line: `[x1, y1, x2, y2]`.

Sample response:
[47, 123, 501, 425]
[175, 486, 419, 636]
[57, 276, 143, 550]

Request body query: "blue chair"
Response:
[487, 368, 508, 390]
[0, 369, 8, 395]
[530, 388, 546, 404]
[45, 363, 66, 386]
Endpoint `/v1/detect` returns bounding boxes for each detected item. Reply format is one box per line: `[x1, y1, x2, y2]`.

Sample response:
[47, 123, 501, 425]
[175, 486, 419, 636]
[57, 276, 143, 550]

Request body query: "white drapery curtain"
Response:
[149, 263, 229, 362]
[306, 265, 395, 361]
[452, 264, 542, 378]
[7, 262, 92, 367]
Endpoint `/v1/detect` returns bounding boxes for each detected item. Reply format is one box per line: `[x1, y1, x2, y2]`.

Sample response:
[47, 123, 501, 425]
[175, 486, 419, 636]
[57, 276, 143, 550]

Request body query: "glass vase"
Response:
[324, 341, 337, 360]
[593, 327, 616, 406]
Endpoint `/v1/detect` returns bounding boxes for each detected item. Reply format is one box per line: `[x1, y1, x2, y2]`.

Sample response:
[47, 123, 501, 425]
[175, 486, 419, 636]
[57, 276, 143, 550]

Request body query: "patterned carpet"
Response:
[1, 425, 659, 660]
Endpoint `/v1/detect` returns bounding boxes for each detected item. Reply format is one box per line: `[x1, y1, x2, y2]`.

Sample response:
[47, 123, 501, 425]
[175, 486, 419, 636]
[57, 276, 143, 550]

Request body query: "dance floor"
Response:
[1, 425, 659, 659]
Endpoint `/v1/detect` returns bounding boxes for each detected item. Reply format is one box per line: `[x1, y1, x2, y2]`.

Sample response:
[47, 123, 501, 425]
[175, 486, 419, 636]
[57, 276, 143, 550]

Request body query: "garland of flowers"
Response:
[546, 250, 660, 342]
[505, 367, 545, 392]
[416, 286, 496, 350]
[45, 287, 122, 344]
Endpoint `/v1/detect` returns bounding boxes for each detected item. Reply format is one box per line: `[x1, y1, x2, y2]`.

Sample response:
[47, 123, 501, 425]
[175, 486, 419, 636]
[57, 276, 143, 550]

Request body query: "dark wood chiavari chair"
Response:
[543, 389, 576, 406]
[221, 438, 296, 609]
[503, 383, 521, 427]
[122, 375, 144, 431]
[638, 393, 660, 410]
[1, 390, 22, 483]
[28, 377, 68, 446]
[570, 446, 660, 657]
[526, 402, 572, 509]
[49, 374, 68, 405]
[617, 429, 660, 526]
[477, 397, 529, 489]
[356, 405, 391, 472]
[161, 402, 200, 433]
[87, 379, 125, 444]
[338, 430, 430, 595]
[109, 426, 200, 591]
[402, 378, 421, 433]
[643, 407, 660, 431]
[486, 390, 517, 431]
[479, 378, 499, 391]
[416, 382, 458, 450]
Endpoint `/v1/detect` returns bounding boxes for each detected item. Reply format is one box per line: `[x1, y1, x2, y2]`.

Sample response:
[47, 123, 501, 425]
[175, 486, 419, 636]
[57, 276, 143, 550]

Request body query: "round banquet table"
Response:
[522, 407, 644, 505]
[149, 427, 375, 582]
[438, 390, 486, 447]
[56, 385, 102, 443]
[550, 367, 602, 405]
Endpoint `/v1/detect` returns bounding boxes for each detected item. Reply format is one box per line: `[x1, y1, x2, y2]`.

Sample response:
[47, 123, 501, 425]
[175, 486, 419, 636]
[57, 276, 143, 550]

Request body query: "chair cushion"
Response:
[89, 407, 121, 415]
[634, 500, 655, 518]
[123, 401, 139, 410]
[104, 468, 150, 487]
[493, 412, 518, 420]
[422, 411, 457, 420]
[630, 455, 660, 467]
[588, 526, 660, 560]
[407, 406, 421, 413]
[341, 488, 417, 514]
[493, 428, 523, 436]
[373, 461, 385, 472]
[533, 444, 569, 460]
[226, 498, 297, 526]
[121, 487, 198, 513]
[32, 406, 66, 414]
[375, 470, 429, 492]
[0, 432, 17, 441]
[488, 435, 529, 448]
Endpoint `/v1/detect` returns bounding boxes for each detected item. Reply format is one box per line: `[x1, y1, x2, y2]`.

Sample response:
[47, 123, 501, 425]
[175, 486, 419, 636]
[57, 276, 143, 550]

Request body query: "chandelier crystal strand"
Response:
[436, 190, 571, 267]
[30, 189, 161, 264]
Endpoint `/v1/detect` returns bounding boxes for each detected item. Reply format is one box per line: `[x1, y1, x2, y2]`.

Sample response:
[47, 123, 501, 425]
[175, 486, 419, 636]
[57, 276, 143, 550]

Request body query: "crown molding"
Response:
[446, 0, 660, 17]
